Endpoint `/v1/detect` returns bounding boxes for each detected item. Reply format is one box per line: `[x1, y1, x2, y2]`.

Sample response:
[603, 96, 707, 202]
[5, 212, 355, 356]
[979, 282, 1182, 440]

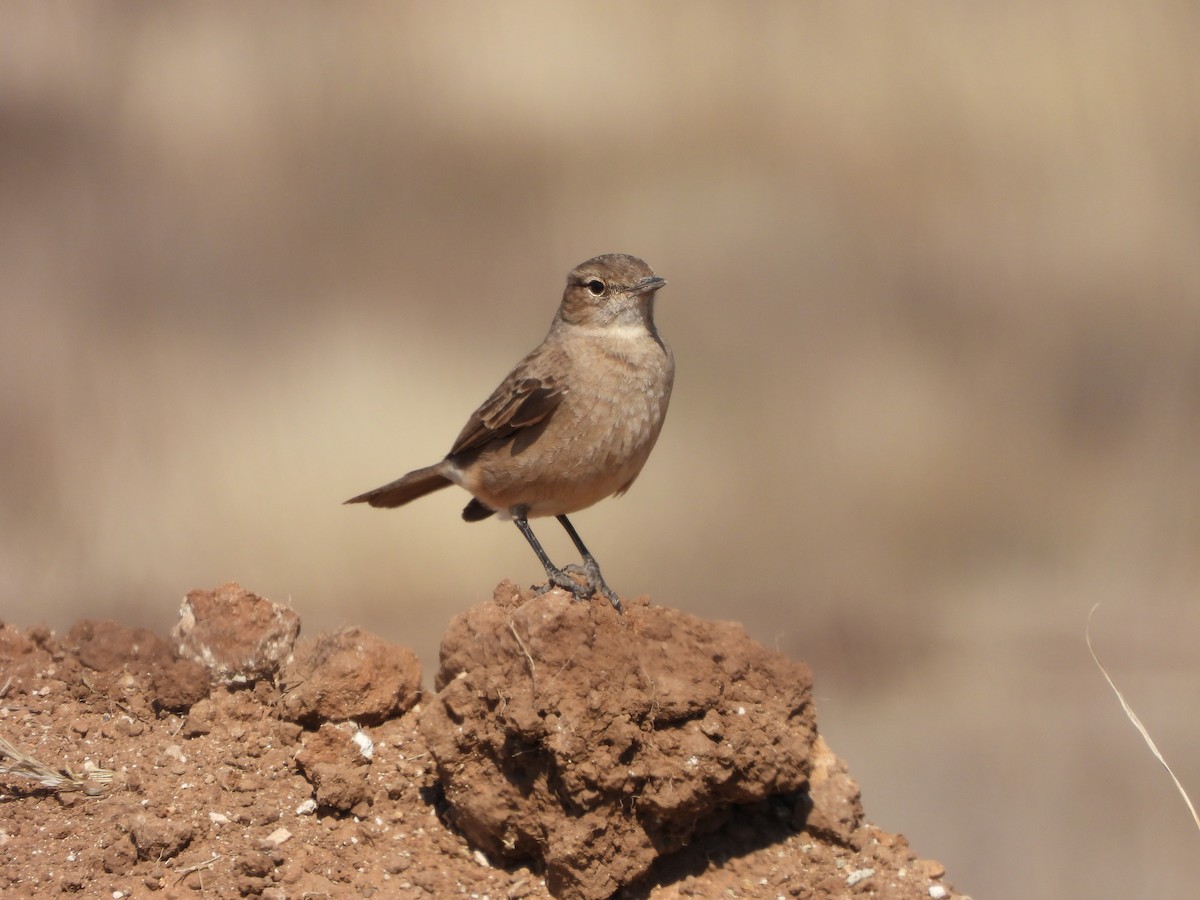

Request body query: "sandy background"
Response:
[3, 4, 1198, 896]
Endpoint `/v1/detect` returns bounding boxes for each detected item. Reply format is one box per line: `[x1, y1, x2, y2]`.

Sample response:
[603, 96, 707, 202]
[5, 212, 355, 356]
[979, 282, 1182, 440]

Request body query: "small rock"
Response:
[180, 698, 215, 737]
[798, 734, 865, 843]
[278, 628, 421, 725]
[150, 657, 211, 712]
[68, 621, 165, 673]
[172, 583, 300, 684]
[234, 850, 274, 878]
[129, 813, 194, 862]
[846, 867, 875, 886]
[913, 858, 947, 881]
[102, 833, 137, 875]
[262, 827, 292, 848]
[349, 728, 374, 760]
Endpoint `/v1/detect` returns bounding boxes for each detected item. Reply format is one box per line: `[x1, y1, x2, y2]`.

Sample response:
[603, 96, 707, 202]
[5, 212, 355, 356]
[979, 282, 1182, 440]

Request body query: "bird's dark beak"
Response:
[632, 275, 666, 294]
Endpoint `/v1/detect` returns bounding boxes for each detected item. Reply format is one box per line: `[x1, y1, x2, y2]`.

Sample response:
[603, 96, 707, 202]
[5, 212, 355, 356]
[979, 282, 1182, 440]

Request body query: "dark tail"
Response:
[344, 463, 452, 508]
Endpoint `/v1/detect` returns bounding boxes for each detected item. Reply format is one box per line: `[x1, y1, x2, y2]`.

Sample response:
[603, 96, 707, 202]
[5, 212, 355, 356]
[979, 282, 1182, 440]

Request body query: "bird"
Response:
[345, 253, 674, 612]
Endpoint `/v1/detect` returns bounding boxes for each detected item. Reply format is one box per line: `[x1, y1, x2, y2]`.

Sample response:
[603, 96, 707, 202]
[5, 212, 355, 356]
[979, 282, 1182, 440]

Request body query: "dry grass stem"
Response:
[174, 853, 221, 886]
[509, 620, 537, 685]
[1086, 604, 1200, 834]
[0, 734, 113, 796]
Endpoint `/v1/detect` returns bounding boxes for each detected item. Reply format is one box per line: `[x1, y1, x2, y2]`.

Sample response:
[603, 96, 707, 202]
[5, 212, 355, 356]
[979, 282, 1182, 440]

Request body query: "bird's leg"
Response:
[512, 514, 591, 602]
[555, 515, 622, 612]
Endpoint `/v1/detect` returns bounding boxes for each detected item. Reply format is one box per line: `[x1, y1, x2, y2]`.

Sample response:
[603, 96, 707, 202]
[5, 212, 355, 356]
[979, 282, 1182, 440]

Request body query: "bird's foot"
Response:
[534, 563, 622, 612]
[563, 560, 623, 613]
[534, 567, 593, 603]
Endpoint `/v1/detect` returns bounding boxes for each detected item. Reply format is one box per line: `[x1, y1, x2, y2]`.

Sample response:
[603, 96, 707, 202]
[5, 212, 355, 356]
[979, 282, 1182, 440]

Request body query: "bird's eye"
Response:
[586, 279, 606, 296]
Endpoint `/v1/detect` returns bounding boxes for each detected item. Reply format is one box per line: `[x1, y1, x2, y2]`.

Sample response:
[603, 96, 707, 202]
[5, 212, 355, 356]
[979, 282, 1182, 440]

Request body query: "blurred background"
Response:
[3, 3, 1199, 895]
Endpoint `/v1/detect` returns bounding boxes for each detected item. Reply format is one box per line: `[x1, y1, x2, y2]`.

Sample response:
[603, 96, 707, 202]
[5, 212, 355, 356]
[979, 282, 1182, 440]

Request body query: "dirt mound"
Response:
[0, 582, 963, 899]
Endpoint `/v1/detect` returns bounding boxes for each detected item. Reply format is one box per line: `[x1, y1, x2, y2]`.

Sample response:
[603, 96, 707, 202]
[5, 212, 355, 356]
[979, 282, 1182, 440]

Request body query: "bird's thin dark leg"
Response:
[555, 515, 622, 612]
[512, 514, 590, 602]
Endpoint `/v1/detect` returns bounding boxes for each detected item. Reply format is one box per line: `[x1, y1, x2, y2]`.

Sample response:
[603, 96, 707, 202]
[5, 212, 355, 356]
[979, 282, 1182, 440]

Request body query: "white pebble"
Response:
[846, 868, 875, 886]
[353, 728, 374, 760]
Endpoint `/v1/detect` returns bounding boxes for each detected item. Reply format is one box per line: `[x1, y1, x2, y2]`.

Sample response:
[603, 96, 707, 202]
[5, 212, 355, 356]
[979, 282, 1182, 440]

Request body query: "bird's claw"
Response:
[534, 569, 592, 602]
[535, 564, 622, 612]
[561, 561, 623, 612]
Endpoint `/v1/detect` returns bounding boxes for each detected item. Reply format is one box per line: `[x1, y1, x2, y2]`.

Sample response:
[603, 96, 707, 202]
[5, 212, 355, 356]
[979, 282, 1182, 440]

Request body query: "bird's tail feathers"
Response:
[344, 463, 452, 508]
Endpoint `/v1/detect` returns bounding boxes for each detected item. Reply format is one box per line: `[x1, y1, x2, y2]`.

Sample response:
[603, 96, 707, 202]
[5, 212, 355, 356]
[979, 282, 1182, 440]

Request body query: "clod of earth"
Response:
[423, 581, 817, 899]
[0, 582, 964, 899]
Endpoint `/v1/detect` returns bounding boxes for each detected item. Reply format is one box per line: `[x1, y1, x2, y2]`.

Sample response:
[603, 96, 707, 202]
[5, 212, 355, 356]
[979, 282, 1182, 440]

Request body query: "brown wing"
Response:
[448, 363, 565, 457]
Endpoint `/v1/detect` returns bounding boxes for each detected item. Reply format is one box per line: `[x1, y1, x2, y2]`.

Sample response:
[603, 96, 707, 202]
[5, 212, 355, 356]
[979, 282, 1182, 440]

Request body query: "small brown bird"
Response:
[346, 253, 674, 612]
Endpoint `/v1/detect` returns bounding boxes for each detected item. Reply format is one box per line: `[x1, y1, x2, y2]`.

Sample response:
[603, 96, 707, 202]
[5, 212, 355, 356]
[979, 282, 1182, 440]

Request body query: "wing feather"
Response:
[448, 364, 565, 458]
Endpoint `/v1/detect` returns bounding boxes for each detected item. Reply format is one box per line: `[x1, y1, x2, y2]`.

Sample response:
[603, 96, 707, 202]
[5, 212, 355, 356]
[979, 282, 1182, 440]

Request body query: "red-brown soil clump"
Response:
[0, 581, 964, 899]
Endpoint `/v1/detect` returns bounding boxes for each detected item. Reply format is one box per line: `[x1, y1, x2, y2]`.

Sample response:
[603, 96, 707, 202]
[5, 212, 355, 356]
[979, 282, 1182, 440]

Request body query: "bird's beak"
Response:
[631, 275, 667, 294]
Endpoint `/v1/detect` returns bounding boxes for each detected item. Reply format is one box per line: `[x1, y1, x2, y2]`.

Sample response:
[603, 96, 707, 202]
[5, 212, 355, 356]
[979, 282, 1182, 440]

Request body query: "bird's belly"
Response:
[462, 376, 668, 518]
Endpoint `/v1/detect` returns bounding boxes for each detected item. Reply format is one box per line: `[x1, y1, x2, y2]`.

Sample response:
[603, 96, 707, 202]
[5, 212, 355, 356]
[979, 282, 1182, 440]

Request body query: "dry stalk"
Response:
[0, 734, 113, 796]
[508, 620, 537, 686]
[1086, 603, 1200, 834]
